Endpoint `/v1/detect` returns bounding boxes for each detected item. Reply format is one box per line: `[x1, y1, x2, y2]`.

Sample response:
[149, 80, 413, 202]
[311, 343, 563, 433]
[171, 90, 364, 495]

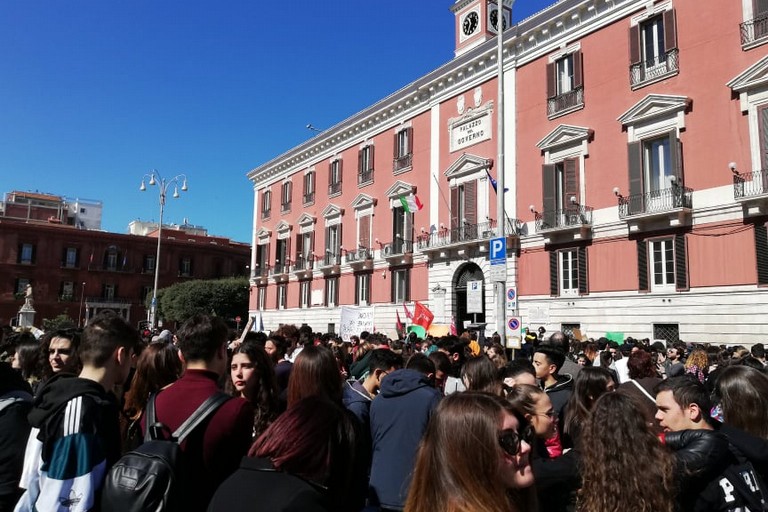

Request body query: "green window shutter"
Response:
[637, 240, 649, 292]
[675, 234, 688, 291]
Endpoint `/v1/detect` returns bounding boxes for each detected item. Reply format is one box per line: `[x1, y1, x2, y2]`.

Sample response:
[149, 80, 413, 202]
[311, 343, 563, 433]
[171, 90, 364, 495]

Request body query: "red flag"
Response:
[396, 311, 405, 338]
[402, 302, 413, 320]
[450, 315, 457, 335]
[412, 301, 434, 331]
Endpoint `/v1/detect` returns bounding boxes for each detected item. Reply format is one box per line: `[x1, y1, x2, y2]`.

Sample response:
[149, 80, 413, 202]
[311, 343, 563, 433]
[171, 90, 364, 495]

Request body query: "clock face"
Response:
[462, 11, 479, 36]
[490, 8, 508, 31]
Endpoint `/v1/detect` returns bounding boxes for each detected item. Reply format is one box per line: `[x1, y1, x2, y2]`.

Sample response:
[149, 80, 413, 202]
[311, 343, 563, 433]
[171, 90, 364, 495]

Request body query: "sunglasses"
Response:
[498, 424, 535, 456]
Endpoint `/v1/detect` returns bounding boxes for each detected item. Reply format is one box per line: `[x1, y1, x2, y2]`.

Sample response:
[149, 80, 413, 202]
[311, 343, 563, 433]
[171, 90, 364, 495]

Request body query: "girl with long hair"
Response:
[563, 366, 615, 447]
[227, 340, 280, 437]
[287, 345, 344, 407]
[714, 364, 768, 439]
[405, 392, 536, 512]
[461, 355, 503, 395]
[684, 348, 709, 383]
[578, 392, 677, 512]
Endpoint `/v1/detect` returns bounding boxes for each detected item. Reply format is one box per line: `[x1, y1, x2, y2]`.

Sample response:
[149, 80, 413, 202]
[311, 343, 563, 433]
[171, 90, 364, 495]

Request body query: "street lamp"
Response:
[140, 169, 188, 330]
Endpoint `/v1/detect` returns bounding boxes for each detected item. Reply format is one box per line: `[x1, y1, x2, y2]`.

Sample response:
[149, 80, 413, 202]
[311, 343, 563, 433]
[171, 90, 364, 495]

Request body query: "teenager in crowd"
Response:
[228, 340, 280, 438]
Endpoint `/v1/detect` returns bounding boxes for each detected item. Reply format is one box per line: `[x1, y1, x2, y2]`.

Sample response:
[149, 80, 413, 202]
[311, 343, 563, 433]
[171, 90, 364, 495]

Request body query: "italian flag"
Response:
[399, 193, 423, 213]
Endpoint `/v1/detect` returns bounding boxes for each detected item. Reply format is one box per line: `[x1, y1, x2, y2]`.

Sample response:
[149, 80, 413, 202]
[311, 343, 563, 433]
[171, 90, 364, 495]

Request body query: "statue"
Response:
[25, 284, 33, 299]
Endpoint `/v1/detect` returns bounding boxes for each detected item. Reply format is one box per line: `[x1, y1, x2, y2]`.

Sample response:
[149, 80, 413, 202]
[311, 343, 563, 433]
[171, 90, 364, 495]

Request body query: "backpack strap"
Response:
[171, 392, 231, 443]
[144, 393, 159, 443]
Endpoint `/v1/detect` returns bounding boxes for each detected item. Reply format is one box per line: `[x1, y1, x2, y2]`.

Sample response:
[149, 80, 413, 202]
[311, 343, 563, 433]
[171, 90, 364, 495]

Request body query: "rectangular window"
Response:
[106, 251, 118, 271]
[329, 159, 342, 196]
[325, 276, 339, 307]
[180, 257, 192, 277]
[295, 231, 314, 270]
[16, 278, 30, 295]
[629, 10, 678, 87]
[358, 145, 374, 185]
[262, 190, 272, 219]
[281, 182, 292, 212]
[560, 249, 579, 296]
[277, 283, 287, 309]
[275, 239, 289, 273]
[393, 128, 413, 173]
[299, 280, 311, 309]
[141, 285, 152, 302]
[324, 225, 341, 265]
[256, 244, 269, 276]
[391, 268, 410, 303]
[144, 255, 156, 273]
[624, 132, 685, 217]
[19, 243, 34, 264]
[303, 172, 315, 204]
[60, 281, 74, 300]
[64, 247, 78, 268]
[644, 135, 673, 193]
[556, 54, 574, 95]
[257, 286, 266, 310]
[390, 207, 413, 255]
[653, 323, 680, 343]
[650, 238, 675, 291]
[355, 273, 371, 305]
[546, 51, 584, 117]
[358, 214, 372, 251]
[549, 247, 588, 296]
[450, 180, 477, 241]
[103, 284, 116, 300]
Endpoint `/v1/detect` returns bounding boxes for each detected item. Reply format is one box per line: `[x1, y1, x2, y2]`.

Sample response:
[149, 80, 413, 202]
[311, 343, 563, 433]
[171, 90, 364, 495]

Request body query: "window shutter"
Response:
[674, 234, 688, 291]
[338, 159, 343, 183]
[450, 187, 459, 229]
[310, 231, 315, 257]
[760, 105, 768, 169]
[564, 159, 580, 207]
[405, 269, 411, 302]
[542, 164, 557, 225]
[578, 246, 589, 295]
[629, 25, 641, 66]
[368, 145, 375, 171]
[360, 215, 371, 248]
[393, 132, 399, 159]
[755, 223, 768, 285]
[668, 131, 683, 183]
[406, 127, 413, 154]
[358, 148, 363, 174]
[295, 233, 302, 261]
[663, 9, 677, 52]
[75, 248, 80, 267]
[573, 50, 583, 89]
[464, 180, 477, 225]
[328, 162, 333, 186]
[546, 62, 556, 98]
[288, 182, 292, 202]
[390, 270, 395, 302]
[62, 247, 68, 266]
[637, 240, 649, 292]
[628, 142, 643, 213]
[549, 251, 559, 296]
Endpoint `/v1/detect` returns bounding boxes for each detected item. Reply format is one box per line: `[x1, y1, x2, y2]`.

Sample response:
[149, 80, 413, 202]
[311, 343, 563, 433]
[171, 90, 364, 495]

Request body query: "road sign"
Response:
[490, 237, 506, 263]
[466, 280, 483, 314]
[506, 316, 522, 348]
[506, 287, 517, 310]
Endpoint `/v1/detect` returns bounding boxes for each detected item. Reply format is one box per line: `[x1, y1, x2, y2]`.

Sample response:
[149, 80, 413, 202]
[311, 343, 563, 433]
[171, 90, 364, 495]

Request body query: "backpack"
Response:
[101, 391, 230, 512]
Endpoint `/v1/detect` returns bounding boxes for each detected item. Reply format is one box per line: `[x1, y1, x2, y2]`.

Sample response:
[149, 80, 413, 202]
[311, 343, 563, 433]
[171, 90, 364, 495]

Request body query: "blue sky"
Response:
[0, 0, 553, 243]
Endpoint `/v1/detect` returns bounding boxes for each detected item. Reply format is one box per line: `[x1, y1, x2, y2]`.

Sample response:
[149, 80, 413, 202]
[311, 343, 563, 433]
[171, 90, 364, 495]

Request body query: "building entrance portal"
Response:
[453, 262, 485, 334]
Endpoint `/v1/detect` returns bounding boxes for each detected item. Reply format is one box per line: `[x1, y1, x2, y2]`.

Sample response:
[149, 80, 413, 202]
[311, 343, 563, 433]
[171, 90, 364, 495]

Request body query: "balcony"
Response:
[328, 182, 342, 197]
[733, 169, 768, 216]
[630, 49, 679, 89]
[303, 192, 315, 205]
[381, 239, 413, 264]
[358, 169, 374, 186]
[280, 202, 291, 214]
[416, 217, 522, 257]
[741, 13, 768, 49]
[547, 86, 584, 119]
[292, 255, 314, 277]
[261, 209, 271, 220]
[618, 184, 692, 232]
[251, 264, 270, 284]
[270, 261, 290, 279]
[535, 205, 593, 241]
[393, 154, 412, 174]
[317, 251, 341, 273]
[345, 247, 373, 269]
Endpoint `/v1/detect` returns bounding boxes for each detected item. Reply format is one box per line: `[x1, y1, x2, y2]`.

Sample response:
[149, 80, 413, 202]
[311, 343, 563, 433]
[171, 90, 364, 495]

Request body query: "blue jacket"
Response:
[342, 380, 372, 427]
[368, 369, 441, 510]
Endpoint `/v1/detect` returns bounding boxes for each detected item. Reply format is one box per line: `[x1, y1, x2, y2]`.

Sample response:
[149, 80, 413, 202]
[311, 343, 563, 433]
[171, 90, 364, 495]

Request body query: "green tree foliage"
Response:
[155, 277, 249, 323]
[43, 313, 77, 332]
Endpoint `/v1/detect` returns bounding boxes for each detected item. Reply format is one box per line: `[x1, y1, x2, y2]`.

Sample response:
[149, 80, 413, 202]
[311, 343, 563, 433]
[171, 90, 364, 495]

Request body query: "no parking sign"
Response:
[505, 316, 522, 348]
[506, 287, 517, 310]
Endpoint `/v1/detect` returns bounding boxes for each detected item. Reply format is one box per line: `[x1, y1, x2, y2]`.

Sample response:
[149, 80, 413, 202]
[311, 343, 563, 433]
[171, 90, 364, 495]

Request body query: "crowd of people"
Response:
[1, 316, 768, 511]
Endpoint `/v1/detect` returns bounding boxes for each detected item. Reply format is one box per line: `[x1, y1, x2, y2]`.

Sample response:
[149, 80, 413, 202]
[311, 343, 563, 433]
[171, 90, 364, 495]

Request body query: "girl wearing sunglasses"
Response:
[405, 392, 536, 512]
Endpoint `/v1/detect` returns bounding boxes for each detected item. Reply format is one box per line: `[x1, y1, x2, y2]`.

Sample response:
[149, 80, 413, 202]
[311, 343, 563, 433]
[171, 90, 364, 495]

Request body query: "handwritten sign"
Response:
[339, 306, 375, 342]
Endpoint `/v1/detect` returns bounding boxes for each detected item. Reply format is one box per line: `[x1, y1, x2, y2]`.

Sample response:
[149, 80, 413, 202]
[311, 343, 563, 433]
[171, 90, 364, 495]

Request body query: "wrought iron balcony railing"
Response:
[270, 261, 290, 276]
[416, 218, 522, 250]
[261, 208, 271, 220]
[358, 169, 374, 185]
[328, 182, 342, 196]
[292, 256, 314, 272]
[535, 205, 593, 232]
[280, 201, 291, 213]
[733, 169, 768, 199]
[740, 13, 768, 47]
[318, 252, 341, 268]
[345, 247, 372, 263]
[547, 86, 584, 118]
[252, 264, 270, 278]
[394, 154, 413, 172]
[618, 185, 693, 219]
[382, 239, 413, 257]
[630, 49, 679, 88]
[303, 192, 315, 204]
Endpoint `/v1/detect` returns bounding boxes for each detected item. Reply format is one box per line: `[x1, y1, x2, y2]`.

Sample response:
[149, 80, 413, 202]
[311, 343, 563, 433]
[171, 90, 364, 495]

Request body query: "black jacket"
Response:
[0, 362, 33, 509]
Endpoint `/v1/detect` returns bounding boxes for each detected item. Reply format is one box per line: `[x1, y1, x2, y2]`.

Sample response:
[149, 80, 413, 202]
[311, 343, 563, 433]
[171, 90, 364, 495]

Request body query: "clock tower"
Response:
[451, 0, 513, 57]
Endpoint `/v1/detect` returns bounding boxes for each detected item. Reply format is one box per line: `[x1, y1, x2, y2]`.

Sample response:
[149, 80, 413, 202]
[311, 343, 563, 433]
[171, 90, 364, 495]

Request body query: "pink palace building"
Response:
[247, 0, 768, 344]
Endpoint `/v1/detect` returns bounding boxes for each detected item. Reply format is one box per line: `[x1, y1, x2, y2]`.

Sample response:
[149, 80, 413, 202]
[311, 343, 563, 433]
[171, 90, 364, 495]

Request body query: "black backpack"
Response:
[101, 391, 230, 512]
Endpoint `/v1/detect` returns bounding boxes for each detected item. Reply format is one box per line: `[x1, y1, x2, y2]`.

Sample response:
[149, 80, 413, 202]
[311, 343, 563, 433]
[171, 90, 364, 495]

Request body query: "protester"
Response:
[461, 354, 503, 395]
[264, 334, 292, 395]
[0, 361, 33, 510]
[499, 359, 537, 395]
[579, 392, 676, 512]
[684, 348, 709, 383]
[617, 349, 662, 433]
[287, 345, 344, 407]
[144, 314, 254, 510]
[404, 392, 535, 512]
[486, 342, 508, 369]
[532, 345, 573, 429]
[39, 328, 81, 380]
[16, 313, 139, 512]
[713, 365, 768, 440]
[562, 366, 615, 448]
[228, 340, 280, 438]
[9, 333, 41, 393]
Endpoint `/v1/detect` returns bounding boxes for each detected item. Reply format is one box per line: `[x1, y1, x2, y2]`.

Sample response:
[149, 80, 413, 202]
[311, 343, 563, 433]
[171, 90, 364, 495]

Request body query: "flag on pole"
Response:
[486, 168, 508, 194]
[403, 302, 413, 320]
[412, 301, 434, 331]
[399, 193, 423, 213]
[396, 310, 405, 339]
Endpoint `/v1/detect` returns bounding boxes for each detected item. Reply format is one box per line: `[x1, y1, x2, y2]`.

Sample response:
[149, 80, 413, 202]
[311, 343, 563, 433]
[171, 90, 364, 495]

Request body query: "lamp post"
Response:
[140, 169, 188, 331]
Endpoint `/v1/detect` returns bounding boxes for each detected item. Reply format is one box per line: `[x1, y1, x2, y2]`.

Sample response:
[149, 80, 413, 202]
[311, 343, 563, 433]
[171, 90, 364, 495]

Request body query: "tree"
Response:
[155, 277, 249, 324]
[43, 313, 77, 332]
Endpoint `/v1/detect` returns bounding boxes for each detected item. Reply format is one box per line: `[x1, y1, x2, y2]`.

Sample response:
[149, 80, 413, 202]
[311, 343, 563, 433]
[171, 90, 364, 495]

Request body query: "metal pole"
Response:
[495, 0, 509, 340]
[151, 185, 165, 331]
[78, 281, 85, 328]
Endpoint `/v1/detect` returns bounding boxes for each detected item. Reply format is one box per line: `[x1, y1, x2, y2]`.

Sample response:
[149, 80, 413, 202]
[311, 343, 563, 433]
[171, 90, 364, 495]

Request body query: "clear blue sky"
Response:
[0, 0, 552, 243]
